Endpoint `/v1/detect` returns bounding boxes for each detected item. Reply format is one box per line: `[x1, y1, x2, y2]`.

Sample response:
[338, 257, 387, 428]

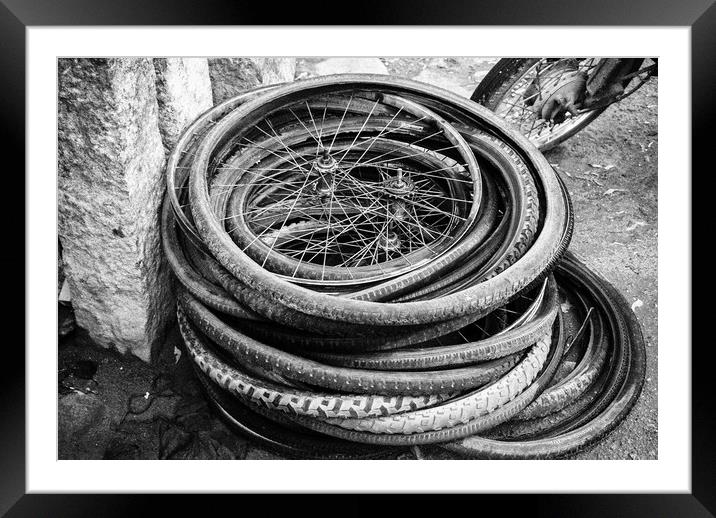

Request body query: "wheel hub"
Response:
[378, 231, 401, 252]
[314, 149, 339, 174]
[390, 200, 408, 221]
[383, 168, 415, 197]
[313, 149, 338, 196]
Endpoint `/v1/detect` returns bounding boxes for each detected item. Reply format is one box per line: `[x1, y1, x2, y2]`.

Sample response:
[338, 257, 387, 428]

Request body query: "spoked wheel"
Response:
[205, 88, 482, 288]
[181, 75, 572, 327]
[222, 142, 474, 287]
[472, 58, 607, 151]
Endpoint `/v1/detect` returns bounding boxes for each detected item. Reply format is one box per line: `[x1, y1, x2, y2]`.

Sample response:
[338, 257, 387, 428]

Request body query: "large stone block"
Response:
[207, 58, 296, 104]
[153, 58, 213, 153]
[58, 58, 173, 362]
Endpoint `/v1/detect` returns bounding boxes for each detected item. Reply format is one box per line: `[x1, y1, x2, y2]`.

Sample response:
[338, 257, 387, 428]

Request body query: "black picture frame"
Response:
[7, 0, 706, 515]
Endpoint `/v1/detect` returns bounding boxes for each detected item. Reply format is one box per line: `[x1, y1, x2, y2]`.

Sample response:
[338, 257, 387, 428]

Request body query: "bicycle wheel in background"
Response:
[471, 58, 649, 152]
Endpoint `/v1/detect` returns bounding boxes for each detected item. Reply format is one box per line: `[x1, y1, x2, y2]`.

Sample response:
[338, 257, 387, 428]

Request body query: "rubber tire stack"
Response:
[161, 74, 646, 459]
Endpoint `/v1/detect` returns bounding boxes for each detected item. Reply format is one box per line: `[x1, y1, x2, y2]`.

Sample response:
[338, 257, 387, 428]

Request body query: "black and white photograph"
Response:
[56, 56, 658, 461]
[4, 2, 703, 509]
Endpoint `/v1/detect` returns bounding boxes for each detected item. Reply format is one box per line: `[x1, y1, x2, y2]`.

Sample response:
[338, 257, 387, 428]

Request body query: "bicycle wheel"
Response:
[188, 74, 571, 326]
[472, 58, 607, 151]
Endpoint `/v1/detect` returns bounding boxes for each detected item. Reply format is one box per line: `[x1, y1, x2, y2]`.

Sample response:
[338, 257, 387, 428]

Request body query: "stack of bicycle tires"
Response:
[161, 74, 646, 459]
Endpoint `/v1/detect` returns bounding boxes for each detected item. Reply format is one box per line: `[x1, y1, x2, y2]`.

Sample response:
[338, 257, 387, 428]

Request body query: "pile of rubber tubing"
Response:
[161, 75, 646, 459]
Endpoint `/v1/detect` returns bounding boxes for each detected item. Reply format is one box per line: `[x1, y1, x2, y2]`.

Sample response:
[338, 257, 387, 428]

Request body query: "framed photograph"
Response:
[9, 0, 706, 514]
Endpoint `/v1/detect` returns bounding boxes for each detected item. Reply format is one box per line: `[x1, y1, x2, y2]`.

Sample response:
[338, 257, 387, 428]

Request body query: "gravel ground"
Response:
[58, 57, 657, 461]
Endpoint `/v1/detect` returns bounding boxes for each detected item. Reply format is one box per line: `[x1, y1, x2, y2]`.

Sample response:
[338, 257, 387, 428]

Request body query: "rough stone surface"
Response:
[58, 58, 173, 362]
[153, 58, 213, 153]
[312, 57, 388, 76]
[58, 393, 112, 459]
[207, 58, 296, 104]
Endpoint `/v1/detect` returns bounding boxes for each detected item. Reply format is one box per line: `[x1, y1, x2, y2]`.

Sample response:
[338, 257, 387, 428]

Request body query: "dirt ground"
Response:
[58, 57, 657, 461]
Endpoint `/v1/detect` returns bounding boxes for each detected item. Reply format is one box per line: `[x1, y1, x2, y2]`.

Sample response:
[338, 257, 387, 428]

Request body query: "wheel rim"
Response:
[185, 74, 570, 326]
[201, 85, 483, 287]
